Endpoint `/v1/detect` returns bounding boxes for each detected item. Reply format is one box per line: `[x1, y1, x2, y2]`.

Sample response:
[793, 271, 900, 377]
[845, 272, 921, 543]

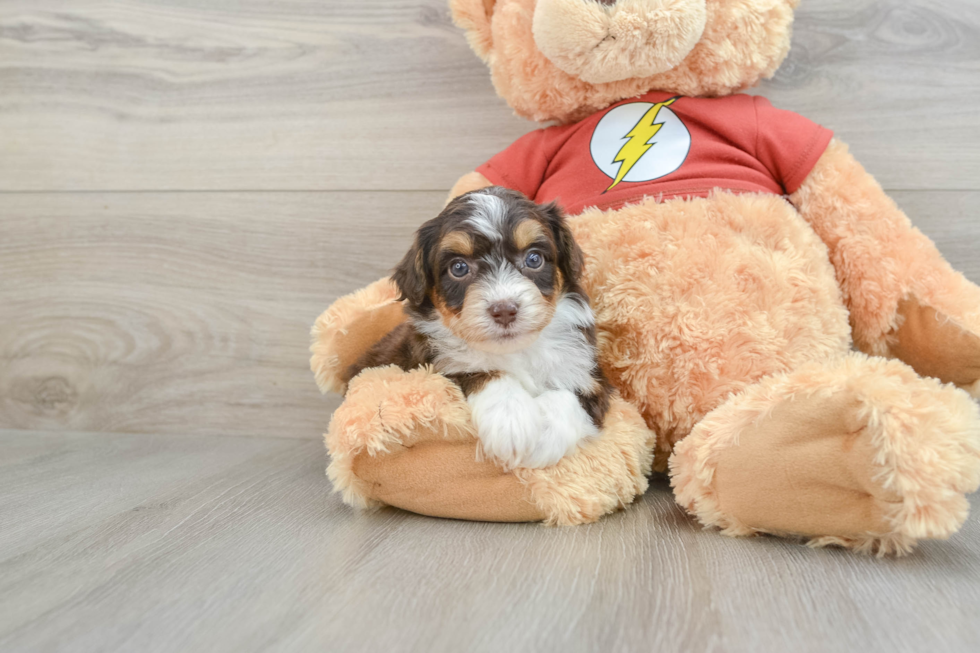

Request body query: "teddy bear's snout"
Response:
[532, 0, 707, 84]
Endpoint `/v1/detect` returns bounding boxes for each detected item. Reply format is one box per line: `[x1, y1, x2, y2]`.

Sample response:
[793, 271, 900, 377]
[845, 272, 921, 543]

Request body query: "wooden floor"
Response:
[1, 1, 979, 651]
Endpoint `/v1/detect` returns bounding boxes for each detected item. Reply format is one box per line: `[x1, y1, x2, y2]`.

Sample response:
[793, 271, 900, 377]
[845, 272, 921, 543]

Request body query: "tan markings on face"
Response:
[433, 294, 460, 320]
[434, 293, 485, 343]
[513, 219, 546, 251]
[527, 295, 557, 334]
[551, 268, 564, 304]
[434, 251, 564, 351]
[458, 277, 558, 349]
[453, 284, 497, 342]
[439, 230, 474, 257]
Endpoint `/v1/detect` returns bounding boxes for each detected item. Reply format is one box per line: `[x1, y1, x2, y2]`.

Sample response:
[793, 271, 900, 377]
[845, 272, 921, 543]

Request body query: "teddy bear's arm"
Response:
[313, 278, 656, 525]
[447, 171, 494, 204]
[790, 138, 980, 396]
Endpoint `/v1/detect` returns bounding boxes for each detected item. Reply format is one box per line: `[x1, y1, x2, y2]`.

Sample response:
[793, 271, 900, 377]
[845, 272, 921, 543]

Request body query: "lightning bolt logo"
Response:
[606, 97, 678, 192]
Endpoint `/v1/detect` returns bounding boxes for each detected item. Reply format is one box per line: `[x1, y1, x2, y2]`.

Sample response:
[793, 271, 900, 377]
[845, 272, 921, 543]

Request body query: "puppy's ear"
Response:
[392, 218, 440, 307]
[542, 201, 584, 287]
[391, 240, 426, 307]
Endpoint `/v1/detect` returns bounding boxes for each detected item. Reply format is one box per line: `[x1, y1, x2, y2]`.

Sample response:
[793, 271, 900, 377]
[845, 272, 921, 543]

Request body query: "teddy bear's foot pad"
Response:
[671, 354, 980, 555]
[352, 439, 546, 522]
[890, 297, 980, 397]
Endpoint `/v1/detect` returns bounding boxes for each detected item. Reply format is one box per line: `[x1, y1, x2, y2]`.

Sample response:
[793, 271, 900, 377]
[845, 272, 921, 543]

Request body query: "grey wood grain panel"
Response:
[1, 0, 978, 192]
[1, 429, 978, 653]
[1, 190, 977, 438]
[0, 191, 446, 438]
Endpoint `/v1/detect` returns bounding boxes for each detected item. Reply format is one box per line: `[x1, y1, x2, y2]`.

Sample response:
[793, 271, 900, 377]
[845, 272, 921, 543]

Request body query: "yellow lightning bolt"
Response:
[606, 97, 677, 192]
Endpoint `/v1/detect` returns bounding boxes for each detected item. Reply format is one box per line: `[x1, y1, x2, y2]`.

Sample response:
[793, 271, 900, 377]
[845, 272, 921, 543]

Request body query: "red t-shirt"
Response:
[476, 92, 833, 216]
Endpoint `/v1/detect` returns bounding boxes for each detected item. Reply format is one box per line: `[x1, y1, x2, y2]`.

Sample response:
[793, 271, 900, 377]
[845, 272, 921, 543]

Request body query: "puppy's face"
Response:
[394, 187, 584, 354]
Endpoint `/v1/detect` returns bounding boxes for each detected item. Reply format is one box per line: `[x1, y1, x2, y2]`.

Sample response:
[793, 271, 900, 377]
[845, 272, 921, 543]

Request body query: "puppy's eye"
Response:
[449, 259, 470, 278]
[524, 251, 543, 269]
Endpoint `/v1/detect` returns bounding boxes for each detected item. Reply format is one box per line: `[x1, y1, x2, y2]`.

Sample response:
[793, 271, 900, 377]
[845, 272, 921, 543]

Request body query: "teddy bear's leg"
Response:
[327, 363, 655, 525]
[791, 139, 980, 397]
[670, 353, 980, 555]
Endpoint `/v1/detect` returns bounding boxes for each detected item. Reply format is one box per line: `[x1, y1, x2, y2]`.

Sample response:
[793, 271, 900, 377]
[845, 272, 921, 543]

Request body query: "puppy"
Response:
[347, 187, 612, 469]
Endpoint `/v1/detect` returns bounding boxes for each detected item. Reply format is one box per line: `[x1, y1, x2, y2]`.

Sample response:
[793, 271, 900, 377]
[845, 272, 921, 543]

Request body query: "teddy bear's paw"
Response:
[889, 297, 980, 398]
[670, 353, 980, 555]
[468, 376, 546, 470]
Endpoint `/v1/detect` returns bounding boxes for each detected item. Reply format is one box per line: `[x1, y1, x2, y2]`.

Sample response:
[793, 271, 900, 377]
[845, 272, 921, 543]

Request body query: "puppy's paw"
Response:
[468, 377, 545, 470]
[529, 390, 599, 468]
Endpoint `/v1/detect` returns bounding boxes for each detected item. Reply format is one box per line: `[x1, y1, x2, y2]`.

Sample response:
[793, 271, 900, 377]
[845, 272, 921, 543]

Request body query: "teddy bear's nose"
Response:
[533, 0, 707, 84]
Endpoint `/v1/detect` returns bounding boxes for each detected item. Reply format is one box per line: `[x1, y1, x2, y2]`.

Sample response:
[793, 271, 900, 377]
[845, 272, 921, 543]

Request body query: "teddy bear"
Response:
[311, 0, 980, 555]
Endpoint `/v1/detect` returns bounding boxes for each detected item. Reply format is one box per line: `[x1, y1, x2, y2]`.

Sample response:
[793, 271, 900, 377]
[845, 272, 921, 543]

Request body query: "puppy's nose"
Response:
[488, 301, 519, 327]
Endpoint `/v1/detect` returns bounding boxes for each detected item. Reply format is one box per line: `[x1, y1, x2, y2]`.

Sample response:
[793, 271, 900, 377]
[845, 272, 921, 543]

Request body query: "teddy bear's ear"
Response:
[449, 0, 497, 61]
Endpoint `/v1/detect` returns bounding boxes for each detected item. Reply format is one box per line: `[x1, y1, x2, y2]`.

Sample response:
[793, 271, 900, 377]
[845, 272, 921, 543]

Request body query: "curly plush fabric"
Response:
[310, 277, 405, 395]
[451, 0, 798, 123]
[531, 0, 708, 84]
[568, 190, 851, 469]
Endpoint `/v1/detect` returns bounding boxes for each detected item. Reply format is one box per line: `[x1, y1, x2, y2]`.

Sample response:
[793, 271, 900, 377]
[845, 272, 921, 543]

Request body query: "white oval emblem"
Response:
[590, 98, 691, 191]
